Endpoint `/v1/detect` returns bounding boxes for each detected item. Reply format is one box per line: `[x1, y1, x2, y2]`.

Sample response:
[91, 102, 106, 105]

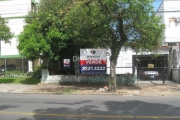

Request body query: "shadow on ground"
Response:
[15, 100, 180, 120]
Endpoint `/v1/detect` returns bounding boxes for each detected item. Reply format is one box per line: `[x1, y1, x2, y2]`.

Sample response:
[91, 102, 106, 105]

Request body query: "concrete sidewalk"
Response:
[0, 81, 180, 96]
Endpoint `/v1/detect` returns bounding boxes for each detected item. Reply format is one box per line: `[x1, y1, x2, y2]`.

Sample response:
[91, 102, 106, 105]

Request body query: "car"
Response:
[0, 64, 17, 73]
[140, 68, 159, 80]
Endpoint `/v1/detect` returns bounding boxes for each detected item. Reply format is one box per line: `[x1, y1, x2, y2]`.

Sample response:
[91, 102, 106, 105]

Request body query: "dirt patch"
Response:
[26, 84, 143, 95]
[1, 83, 180, 96]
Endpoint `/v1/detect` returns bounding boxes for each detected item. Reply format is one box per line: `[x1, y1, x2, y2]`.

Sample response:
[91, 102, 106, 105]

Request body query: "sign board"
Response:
[148, 64, 154, 68]
[80, 49, 107, 74]
[63, 59, 70, 68]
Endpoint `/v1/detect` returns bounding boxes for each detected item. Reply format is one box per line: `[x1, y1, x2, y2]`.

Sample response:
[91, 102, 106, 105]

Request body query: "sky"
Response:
[153, 0, 163, 11]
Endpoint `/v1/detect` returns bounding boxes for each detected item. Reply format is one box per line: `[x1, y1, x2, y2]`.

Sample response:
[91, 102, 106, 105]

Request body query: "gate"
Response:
[133, 54, 168, 84]
[137, 67, 168, 83]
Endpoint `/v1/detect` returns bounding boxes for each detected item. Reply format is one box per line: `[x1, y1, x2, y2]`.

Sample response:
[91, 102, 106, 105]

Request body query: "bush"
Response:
[33, 67, 42, 78]
[27, 71, 34, 77]
[4, 70, 27, 77]
[27, 65, 47, 78]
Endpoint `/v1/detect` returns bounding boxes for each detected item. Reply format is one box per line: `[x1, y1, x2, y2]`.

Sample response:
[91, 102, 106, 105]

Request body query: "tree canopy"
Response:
[65, 0, 165, 91]
[17, 0, 99, 61]
[18, 0, 165, 91]
[0, 16, 13, 43]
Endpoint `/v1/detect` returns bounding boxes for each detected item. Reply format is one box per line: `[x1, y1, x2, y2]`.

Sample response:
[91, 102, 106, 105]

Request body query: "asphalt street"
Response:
[0, 94, 180, 120]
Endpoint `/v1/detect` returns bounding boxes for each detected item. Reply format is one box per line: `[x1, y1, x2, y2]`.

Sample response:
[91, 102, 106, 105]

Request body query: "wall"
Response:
[156, 0, 167, 46]
[156, 0, 180, 76]
[156, 0, 180, 46]
[172, 68, 180, 83]
[106, 49, 134, 74]
[41, 69, 136, 85]
[156, 0, 180, 68]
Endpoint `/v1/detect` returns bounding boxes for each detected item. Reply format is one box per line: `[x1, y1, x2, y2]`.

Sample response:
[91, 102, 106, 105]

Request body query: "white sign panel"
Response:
[80, 49, 107, 74]
[63, 59, 70, 68]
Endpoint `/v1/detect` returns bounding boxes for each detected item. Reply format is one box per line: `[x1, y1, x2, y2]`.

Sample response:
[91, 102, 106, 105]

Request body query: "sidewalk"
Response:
[0, 81, 180, 96]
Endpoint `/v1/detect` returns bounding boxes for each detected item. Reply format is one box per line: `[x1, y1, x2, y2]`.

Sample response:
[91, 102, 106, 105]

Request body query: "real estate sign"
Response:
[63, 59, 70, 68]
[80, 49, 107, 74]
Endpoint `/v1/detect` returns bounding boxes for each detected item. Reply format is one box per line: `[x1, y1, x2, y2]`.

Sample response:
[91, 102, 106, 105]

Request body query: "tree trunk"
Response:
[109, 59, 117, 92]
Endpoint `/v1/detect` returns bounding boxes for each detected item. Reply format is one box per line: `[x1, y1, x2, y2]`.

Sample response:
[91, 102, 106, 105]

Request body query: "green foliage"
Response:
[17, 0, 88, 61]
[0, 16, 14, 43]
[27, 71, 34, 77]
[4, 70, 26, 77]
[27, 65, 47, 78]
[64, 0, 164, 91]
[66, 0, 164, 54]
[64, 0, 111, 48]
[61, 88, 78, 94]
[17, 0, 164, 90]
[28, 68, 41, 78]
[0, 77, 40, 84]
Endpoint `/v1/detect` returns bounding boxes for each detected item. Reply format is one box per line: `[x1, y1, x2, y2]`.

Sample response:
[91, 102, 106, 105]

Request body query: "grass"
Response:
[0, 77, 40, 84]
[60, 88, 78, 94]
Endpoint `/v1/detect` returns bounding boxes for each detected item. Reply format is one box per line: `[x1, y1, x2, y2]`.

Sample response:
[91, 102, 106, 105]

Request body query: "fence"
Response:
[0, 58, 28, 73]
[136, 67, 168, 84]
[48, 66, 134, 75]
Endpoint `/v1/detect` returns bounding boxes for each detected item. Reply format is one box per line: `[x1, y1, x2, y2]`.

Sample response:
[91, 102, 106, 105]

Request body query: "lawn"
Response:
[0, 77, 41, 84]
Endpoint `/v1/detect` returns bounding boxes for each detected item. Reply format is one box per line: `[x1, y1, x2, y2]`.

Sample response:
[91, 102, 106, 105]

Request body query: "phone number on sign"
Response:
[81, 66, 106, 71]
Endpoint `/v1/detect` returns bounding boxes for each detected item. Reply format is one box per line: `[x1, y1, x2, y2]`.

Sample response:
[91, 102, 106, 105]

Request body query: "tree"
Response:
[18, 0, 70, 60]
[65, 0, 165, 91]
[17, 0, 97, 61]
[0, 16, 13, 43]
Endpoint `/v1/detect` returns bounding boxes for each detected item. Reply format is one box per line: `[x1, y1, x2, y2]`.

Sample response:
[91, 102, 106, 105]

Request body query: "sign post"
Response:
[80, 49, 107, 74]
[63, 59, 70, 68]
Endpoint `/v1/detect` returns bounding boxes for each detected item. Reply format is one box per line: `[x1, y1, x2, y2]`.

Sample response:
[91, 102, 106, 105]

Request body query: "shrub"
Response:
[4, 70, 26, 77]
[27, 71, 34, 77]
[27, 65, 47, 78]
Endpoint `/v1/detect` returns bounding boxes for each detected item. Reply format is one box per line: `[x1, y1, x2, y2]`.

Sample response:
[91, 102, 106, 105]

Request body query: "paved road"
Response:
[0, 93, 180, 120]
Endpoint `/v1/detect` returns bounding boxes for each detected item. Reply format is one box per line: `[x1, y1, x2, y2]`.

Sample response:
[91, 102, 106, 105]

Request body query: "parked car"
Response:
[140, 68, 159, 80]
[0, 64, 17, 73]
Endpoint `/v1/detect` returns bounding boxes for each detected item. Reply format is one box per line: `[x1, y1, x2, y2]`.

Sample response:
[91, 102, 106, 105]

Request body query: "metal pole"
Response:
[22, 57, 24, 73]
[4, 58, 6, 74]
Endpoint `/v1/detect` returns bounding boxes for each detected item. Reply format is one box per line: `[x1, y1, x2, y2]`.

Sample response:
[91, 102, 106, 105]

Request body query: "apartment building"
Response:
[0, 0, 39, 72]
[156, 0, 180, 82]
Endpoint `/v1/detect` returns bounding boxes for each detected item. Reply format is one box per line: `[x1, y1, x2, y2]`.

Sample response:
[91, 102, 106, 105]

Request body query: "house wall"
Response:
[106, 49, 135, 74]
[163, 0, 180, 43]
[157, 0, 180, 44]
[156, 0, 166, 46]
[156, 0, 180, 67]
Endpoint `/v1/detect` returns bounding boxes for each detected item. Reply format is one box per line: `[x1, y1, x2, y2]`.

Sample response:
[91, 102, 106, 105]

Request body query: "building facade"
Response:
[0, 0, 39, 72]
[156, 0, 180, 82]
[156, 0, 180, 66]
